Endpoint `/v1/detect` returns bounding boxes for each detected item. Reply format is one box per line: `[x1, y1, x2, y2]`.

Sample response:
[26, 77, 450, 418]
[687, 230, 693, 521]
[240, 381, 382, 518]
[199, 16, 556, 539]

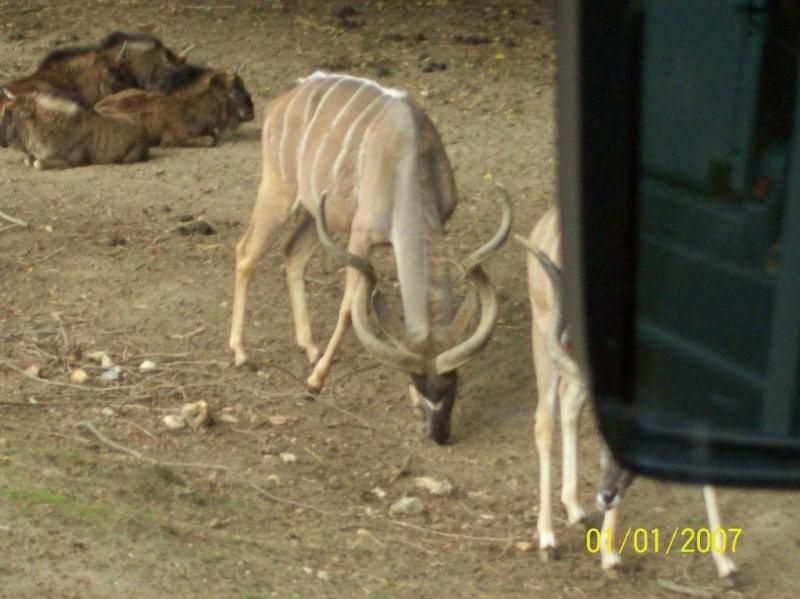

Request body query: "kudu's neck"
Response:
[391, 153, 455, 352]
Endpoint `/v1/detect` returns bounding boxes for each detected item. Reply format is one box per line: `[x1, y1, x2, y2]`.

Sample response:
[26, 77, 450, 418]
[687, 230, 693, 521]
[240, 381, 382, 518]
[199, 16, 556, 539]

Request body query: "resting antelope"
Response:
[229, 71, 511, 443]
[521, 205, 737, 578]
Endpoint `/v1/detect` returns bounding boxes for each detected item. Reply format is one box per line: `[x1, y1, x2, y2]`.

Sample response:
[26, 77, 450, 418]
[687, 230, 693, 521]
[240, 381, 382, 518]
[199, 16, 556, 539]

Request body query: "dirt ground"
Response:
[1, 1, 798, 597]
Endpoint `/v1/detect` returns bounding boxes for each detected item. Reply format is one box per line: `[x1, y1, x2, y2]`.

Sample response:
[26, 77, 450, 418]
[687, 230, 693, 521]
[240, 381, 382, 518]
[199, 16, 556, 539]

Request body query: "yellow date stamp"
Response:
[585, 527, 742, 555]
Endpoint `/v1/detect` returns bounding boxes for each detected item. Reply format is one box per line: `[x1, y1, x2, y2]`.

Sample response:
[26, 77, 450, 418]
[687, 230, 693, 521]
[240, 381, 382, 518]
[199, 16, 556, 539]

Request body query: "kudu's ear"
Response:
[3, 88, 16, 101]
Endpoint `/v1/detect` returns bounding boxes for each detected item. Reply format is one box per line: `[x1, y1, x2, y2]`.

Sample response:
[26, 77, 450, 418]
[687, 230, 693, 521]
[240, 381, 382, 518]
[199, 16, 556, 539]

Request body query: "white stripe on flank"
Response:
[331, 82, 367, 129]
[298, 71, 406, 100]
[310, 82, 368, 199]
[278, 85, 307, 181]
[37, 94, 79, 115]
[296, 78, 346, 186]
[330, 95, 384, 191]
[356, 99, 393, 191]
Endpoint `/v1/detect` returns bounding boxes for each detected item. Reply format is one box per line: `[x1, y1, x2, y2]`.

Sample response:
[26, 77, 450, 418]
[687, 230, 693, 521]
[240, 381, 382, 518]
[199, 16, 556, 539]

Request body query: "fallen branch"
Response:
[386, 519, 512, 544]
[316, 394, 378, 431]
[0, 360, 136, 393]
[388, 453, 412, 485]
[244, 480, 340, 516]
[74, 419, 229, 471]
[75, 420, 144, 459]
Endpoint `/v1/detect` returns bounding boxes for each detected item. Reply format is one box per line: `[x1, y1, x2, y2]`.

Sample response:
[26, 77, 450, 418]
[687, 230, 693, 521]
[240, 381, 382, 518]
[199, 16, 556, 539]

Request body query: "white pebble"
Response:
[139, 360, 157, 372]
[100, 366, 122, 381]
[163, 414, 186, 430]
[414, 476, 453, 496]
[70, 368, 89, 384]
[390, 497, 425, 516]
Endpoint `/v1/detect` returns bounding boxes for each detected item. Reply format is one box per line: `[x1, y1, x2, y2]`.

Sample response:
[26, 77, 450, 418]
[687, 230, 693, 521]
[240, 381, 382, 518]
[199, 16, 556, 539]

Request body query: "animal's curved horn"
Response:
[314, 191, 375, 282]
[531, 249, 585, 384]
[3, 88, 15, 101]
[434, 188, 512, 374]
[179, 43, 196, 59]
[116, 41, 128, 62]
[315, 192, 425, 374]
[514, 232, 585, 384]
[234, 60, 248, 75]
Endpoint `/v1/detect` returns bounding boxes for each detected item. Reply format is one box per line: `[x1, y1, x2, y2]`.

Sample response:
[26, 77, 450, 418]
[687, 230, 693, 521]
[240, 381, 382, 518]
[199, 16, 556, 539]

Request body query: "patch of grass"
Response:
[1, 484, 122, 524]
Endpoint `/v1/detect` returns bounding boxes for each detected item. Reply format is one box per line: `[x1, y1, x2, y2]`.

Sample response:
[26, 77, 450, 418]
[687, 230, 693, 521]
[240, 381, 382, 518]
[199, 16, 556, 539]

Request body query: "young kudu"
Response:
[230, 71, 511, 443]
[521, 205, 737, 578]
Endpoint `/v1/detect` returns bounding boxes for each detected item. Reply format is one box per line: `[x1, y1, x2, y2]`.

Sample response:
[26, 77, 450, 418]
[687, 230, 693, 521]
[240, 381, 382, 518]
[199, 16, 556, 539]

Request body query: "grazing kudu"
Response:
[521, 205, 737, 578]
[229, 71, 511, 443]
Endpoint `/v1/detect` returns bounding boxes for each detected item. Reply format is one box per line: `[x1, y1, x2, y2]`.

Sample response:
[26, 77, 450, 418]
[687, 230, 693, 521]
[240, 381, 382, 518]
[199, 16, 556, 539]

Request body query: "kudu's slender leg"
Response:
[560, 380, 588, 525]
[703, 486, 738, 578]
[600, 505, 622, 571]
[284, 213, 321, 365]
[305, 231, 370, 392]
[533, 322, 558, 557]
[229, 171, 294, 366]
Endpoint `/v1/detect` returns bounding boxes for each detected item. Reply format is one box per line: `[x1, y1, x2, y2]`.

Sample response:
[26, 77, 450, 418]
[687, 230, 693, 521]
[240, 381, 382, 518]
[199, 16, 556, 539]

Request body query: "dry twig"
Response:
[0, 209, 28, 229]
[655, 579, 714, 598]
[0, 360, 136, 393]
[386, 519, 512, 544]
[75, 420, 144, 459]
[244, 480, 340, 516]
[74, 419, 228, 471]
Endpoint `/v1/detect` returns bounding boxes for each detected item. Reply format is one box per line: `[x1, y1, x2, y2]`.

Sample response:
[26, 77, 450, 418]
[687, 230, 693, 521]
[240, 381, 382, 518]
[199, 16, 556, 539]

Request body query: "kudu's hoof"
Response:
[539, 546, 559, 562]
[304, 386, 320, 401]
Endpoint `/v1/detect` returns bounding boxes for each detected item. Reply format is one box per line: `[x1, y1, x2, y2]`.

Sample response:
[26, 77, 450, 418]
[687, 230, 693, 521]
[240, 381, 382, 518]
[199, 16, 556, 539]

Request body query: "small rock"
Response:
[371, 487, 387, 499]
[107, 234, 127, 247]
[99, 365, 122, 381]
[101, 407, 114, 417]
[414, 476, 453, 496]
[28, 397, 38, 405]
[138, 360, 157, 372]
[218, 413, 239, 424]
[316, 570, 329, 581]
[24, 364, 41, 378]
[100, 354, 115, 369]
[180, 400, 211, 429]
[163, 414, 186, 430]
[70, 368, 89, 384]
[390, 496, 425, 516]
[268, 414, 288, 427]
[515, 541, 533, 553]
[177, 221, 215, 236]
[280, 452, 297, 463]
[421, 61, 447, 73]
[44, 224, 53, 233]
[87, 351, 110, 364]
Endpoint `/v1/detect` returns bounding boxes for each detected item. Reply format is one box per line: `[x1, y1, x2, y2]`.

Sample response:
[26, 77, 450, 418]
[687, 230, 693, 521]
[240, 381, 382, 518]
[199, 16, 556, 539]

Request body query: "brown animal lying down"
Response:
[1, 90, 148, 169]
[0, 31, 191, 147]
[94, 64, 255, 148]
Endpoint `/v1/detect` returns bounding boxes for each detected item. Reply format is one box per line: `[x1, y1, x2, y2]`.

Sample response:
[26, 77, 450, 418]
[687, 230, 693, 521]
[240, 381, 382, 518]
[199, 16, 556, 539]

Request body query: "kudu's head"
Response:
[317, 188, 513, 444]
[597, 447, 636, 510]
